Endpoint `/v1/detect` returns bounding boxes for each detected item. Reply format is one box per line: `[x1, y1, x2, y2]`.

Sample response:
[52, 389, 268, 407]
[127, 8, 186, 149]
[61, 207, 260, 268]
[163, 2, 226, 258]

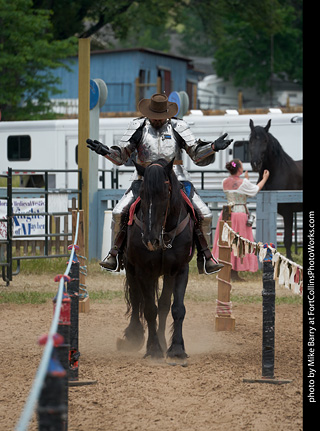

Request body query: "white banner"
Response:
[0, 198, 45, 240]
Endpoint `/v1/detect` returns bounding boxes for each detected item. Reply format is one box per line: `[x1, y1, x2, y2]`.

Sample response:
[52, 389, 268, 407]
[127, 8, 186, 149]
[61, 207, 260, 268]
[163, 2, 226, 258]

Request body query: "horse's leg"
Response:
[139, 277, 164, 359]
[167, 266, 189, 363]
[157, 275, 174, 353]
[117, 271, 145, 352]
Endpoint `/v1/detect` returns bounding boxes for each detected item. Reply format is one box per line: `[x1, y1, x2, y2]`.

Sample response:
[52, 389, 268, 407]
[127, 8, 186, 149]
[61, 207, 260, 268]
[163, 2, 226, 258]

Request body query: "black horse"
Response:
[249, 119, 303, 260]
[117, 158, 195, 365]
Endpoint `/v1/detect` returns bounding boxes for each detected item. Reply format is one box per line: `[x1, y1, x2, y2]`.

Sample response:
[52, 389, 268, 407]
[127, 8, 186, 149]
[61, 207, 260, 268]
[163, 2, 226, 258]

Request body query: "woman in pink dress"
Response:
[212, 159, 269, 280]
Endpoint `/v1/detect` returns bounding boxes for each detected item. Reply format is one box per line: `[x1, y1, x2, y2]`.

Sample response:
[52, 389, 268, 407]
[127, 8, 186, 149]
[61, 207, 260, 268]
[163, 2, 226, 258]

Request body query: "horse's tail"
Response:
[124, 277, 159, 318]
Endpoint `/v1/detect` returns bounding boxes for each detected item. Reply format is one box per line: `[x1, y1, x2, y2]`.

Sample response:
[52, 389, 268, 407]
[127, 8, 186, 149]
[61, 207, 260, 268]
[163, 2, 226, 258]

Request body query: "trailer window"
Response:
[7, 135, 31, 161]
[233, 140, 250, 163]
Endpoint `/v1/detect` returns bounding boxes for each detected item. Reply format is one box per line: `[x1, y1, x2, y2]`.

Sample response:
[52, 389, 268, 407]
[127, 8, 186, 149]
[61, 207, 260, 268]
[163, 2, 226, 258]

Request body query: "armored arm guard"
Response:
[172, 119, 216, 166]
[104, 118, 146, 166]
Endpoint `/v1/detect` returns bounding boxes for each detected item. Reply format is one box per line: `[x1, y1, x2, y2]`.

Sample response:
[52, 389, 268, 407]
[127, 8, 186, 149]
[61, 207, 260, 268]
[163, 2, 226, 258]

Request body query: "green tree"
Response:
[178, 0, 302, 96]
[0, 0, 77, 121]
[32, 0, 184, 42]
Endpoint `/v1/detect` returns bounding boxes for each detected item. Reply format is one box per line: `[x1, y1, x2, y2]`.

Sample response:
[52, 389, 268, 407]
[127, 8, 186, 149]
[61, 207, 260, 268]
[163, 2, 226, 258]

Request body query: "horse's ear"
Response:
[164, 158, 175, 177]
[133, 160, 145, 177]
[265, 119, 271, 132]
[249, 119, 254, 131]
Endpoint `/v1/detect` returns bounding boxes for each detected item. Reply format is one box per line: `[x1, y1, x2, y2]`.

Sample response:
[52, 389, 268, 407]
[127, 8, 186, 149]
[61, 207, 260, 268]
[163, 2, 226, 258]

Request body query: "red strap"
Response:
[128, 197, 141, 225]
[180, 190, 197, 220]
[128, 192, 196, 225]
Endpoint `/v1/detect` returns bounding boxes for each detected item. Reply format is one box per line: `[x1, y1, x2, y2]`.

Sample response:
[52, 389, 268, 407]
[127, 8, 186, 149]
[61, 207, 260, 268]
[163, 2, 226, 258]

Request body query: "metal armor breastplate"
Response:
[136, 120, 190, 181]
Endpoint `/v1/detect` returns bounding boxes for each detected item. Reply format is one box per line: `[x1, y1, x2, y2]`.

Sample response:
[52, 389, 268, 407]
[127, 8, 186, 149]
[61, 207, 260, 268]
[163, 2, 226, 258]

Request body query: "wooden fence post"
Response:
[243, 244, 292, 385]
[67, 259, 80, 381]
[215, 205, 235, 331]
[72, 210, 89, 313]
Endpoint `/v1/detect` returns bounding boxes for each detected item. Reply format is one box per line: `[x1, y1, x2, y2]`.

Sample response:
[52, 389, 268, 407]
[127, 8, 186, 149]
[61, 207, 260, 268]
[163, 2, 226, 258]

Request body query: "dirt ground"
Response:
[0, 270, 302, 431]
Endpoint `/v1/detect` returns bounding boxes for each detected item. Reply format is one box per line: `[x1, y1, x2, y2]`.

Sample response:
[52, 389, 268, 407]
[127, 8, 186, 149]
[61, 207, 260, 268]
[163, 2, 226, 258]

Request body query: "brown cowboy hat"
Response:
[138, 93, 178, 119]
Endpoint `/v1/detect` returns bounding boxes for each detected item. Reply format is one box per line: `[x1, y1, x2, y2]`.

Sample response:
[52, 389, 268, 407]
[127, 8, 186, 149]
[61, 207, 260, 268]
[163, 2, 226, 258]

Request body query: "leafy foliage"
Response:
[0, 0, 302, 120]
[180, 0, 302, 94]
[0, 0, 77, 120]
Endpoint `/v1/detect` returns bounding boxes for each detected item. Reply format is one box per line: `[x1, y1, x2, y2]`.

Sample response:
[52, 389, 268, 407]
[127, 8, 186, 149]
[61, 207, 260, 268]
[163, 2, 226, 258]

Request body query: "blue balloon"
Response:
[168, 91, 181, 115]
[90, 79, 100, 110]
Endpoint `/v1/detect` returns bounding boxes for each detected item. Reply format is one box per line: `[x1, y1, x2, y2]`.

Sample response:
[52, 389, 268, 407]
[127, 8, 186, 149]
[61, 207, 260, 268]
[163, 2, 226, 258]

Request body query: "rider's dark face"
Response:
[149, 118, 167, 129]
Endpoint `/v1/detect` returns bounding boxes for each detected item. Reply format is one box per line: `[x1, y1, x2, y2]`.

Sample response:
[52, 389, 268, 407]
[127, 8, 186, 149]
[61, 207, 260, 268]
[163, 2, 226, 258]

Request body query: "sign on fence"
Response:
[0, 198, 45, 240]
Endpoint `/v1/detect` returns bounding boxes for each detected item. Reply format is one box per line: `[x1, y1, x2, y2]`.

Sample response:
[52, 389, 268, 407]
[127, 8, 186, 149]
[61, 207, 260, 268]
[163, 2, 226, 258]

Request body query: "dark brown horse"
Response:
[249, 119, 302, 260]
[117, 158, 195, 365]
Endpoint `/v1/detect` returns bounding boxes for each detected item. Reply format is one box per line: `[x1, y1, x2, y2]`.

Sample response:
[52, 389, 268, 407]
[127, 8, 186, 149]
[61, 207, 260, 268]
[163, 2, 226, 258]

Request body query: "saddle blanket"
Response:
[127, 190, 197, 226]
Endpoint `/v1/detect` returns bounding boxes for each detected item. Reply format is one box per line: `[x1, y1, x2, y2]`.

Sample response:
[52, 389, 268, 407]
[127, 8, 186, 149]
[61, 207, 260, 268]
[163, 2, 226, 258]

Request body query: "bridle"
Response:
[134, 164, 190, 251]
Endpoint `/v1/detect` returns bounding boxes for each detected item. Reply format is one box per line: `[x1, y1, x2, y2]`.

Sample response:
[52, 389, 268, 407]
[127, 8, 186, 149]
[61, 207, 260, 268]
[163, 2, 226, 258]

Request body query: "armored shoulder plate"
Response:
[171, 118, 191, 134]
[120, 117, 146, 142]
[171, 118, 196, 147]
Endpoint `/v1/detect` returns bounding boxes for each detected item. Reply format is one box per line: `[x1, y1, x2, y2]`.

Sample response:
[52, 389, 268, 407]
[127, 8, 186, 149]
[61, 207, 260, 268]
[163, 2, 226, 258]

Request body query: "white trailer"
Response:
[0, 112, 302, 191]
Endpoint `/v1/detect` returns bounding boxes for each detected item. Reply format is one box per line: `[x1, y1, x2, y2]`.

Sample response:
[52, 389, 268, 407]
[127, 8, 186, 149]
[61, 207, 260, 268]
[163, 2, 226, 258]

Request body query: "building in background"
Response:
[197, 74, 302, 111]
[49, 47, 302, 115]
[50, 48, 204, 115]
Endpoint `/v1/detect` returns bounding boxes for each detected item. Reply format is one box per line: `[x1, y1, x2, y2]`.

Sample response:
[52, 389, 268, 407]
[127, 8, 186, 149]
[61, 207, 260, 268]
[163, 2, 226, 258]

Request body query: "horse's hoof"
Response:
[143, 350, 164, 360]
[166, 357, 188, 367]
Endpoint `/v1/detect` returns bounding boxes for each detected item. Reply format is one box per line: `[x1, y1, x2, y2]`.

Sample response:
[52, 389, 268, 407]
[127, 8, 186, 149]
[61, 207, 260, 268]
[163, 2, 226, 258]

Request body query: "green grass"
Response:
[0, 292, 301, 306]
[0, 291, 53, 304]
[0, 289, 124, 305]
[11, 257, 70, 275]
[2, 246, 302, 306]
[231, 293, 302, 305]
[277, 246, 303, 266]
[89, 290, 123, 302]
[0, 288, 302, 306]
[9, 242, 302, 276]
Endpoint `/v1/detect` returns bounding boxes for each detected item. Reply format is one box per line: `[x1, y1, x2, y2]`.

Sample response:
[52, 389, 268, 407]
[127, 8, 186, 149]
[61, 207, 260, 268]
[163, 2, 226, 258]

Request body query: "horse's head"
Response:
[249, 119, 271, 172]
[134, 158, 175, 251]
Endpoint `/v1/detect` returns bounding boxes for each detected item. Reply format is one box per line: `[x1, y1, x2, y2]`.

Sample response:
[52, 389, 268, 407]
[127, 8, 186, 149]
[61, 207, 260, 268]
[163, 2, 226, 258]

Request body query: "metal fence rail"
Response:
[97, 188, 303, 260]
[0, 170, 12, 285]
[15, 211, 81, 431]
[0, 168, 82, 285]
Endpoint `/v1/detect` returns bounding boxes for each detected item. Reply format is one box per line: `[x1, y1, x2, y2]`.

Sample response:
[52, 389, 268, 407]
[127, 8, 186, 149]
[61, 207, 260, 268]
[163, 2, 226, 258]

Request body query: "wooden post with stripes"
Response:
[72, 210, 89, 313]
[215, 205, 235, 331]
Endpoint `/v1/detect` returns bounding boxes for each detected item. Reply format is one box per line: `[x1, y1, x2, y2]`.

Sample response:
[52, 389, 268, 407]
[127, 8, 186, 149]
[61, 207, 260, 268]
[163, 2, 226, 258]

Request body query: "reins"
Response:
[132, 168, 191, 250]
[133, 211, 191, 250]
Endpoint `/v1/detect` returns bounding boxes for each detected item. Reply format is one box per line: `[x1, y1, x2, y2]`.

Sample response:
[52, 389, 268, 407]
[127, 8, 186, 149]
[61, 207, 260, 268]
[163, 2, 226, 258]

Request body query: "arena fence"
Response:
[217, 206, 302, 383]
[15, 211, 82, 431]
[0, 168, 82, 286]
[13, 206, 303, 429]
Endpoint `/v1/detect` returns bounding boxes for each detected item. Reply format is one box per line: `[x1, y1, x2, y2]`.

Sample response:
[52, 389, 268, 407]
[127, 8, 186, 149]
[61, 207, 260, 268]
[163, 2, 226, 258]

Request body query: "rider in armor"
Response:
[87, 93, 233, 274]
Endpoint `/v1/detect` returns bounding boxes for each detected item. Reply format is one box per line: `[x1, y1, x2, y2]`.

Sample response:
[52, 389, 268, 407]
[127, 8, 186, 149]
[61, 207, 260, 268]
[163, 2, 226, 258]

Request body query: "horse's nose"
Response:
[251, 160, 261, 172]
[146, 239, 160, 251]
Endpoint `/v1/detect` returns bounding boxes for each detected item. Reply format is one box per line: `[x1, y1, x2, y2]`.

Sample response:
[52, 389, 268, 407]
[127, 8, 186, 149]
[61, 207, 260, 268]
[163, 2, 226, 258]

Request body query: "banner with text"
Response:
[0, 198, 45, 240]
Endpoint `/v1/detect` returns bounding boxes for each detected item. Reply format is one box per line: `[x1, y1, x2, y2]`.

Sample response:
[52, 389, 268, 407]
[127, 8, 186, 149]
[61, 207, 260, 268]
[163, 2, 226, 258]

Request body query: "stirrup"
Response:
[99, 253, 121, 272]
[198, 255, 224, 275]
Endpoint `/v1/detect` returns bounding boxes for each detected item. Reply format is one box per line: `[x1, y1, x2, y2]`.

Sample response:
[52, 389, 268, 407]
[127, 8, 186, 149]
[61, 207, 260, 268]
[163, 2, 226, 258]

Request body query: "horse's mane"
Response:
[253, 126, 295, 165]
[143, 159, 182, 210]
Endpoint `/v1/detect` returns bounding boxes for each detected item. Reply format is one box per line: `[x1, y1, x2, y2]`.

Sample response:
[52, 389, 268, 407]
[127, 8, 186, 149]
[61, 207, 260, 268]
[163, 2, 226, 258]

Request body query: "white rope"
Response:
[221, 222, 303, 294]
[15, 211, 81, 431]
[222, 222, 303, 269]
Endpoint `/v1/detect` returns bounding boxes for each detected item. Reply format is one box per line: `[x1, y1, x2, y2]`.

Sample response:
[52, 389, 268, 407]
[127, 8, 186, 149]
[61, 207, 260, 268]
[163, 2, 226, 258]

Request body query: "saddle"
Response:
[127, 182, 198, 227]
[115, 180, 211, 261]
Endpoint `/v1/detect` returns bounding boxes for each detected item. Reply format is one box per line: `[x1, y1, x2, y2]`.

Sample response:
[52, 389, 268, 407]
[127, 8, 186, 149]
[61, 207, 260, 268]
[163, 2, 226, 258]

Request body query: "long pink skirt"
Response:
[212, 211, 258, 272]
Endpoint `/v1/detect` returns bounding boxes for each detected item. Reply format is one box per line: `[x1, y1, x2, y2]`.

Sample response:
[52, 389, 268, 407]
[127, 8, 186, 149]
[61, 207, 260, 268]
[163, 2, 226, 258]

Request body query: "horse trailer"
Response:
[0, 112, 302, 191]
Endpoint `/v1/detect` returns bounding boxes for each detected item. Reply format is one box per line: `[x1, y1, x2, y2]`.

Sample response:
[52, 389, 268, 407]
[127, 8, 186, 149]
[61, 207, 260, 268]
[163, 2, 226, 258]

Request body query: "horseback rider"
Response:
[87, 93, 233, 274]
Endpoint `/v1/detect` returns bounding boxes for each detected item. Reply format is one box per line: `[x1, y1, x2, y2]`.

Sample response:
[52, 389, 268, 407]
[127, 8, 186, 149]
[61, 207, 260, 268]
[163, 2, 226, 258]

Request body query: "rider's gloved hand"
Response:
[213, 133, 233, 151]
[86, 139, 110, 156]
